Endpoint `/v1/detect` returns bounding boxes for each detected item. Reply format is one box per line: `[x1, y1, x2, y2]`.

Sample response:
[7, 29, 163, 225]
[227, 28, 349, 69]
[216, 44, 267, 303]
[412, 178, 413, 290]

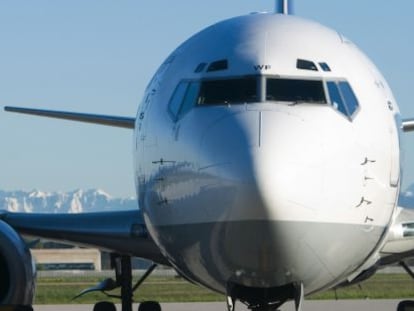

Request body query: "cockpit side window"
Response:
[198, 78, 257, 105]
[327, 80, 360, 119]
[168, 82, 188, 119]
[327, 82, 347, 116]
[266, 79, 326, 103]
[181, 82, 200, 116]
[338, 82, 359, 116]
[168, 81, 201, 121]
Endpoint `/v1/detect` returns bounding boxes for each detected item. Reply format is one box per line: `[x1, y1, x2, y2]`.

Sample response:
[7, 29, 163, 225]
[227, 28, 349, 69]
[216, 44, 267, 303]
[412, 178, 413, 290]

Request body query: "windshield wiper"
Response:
[288, 100, 326, 106]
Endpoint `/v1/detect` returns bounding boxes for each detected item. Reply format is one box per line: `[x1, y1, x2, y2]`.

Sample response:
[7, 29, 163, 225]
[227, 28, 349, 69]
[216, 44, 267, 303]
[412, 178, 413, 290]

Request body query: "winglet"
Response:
[4, 106, 135, 129]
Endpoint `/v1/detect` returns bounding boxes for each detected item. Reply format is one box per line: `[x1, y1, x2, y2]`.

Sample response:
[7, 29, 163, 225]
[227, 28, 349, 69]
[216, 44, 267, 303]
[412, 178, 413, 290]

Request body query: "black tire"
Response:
[0, 306, 34, 311]
[138, 301, 162, 311]
[397, 301, 414, 311]
[93, 301, 117, 311]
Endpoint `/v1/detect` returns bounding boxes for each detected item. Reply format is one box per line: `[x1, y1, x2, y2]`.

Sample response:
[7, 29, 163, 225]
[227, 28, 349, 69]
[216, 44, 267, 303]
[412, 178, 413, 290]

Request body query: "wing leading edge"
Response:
[4, 106, 135, 129]
[0, 210, 168, 265]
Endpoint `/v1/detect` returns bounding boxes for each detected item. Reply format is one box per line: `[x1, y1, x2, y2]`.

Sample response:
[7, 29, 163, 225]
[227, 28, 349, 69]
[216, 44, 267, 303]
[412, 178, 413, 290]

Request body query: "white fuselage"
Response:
[134, 13, 401, 298]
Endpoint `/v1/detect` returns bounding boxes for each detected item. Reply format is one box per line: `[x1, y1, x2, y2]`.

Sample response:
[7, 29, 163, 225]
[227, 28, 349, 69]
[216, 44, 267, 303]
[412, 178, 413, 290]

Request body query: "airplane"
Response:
[2, 0, 414, 310]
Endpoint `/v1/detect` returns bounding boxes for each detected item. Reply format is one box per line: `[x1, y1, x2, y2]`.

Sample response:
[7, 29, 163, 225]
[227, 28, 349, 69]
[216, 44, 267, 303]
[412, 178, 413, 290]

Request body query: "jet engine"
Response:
[0, 220, 36, 305]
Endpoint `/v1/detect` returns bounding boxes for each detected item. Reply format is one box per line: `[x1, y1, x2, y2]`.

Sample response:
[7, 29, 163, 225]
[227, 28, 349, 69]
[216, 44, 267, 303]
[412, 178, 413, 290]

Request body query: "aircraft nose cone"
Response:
[199, 108, 363, 222]
[198, 110, 306, 286]
[199, 110, 297, 221]
[152, 108, 382, 298]
[199, 110, 268, 220]
[197, 109, 365, 292]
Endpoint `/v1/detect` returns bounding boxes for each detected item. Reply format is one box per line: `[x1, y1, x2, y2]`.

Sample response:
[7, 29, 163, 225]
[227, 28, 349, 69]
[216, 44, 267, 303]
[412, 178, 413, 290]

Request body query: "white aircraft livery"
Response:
[2, 1, 414, 311]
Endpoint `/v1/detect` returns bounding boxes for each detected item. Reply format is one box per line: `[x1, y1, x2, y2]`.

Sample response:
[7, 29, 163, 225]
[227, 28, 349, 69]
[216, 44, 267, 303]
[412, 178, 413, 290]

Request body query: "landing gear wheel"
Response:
[397, 300, 414, 311]
[2, 306, 33, 311]
[138, 301, 162, 311]
[93, 301, 117, 311]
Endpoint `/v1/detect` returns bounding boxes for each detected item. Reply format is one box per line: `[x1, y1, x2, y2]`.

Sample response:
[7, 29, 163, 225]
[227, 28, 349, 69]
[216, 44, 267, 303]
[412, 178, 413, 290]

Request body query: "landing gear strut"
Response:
[226, 282, 304, 311]
[110, 254, 158, 311]
[117, 255, 133, 311]
[74, 254, 158, 311]
[293, 283, 304, 311]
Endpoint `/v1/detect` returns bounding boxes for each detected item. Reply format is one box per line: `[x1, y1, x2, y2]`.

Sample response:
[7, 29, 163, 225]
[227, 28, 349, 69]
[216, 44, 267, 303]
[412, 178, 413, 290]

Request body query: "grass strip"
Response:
[34, 274, 414, 304]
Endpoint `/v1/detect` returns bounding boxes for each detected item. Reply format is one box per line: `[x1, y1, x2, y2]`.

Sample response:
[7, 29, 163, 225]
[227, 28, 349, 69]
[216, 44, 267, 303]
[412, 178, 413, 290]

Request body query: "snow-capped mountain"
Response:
[1, 185, 410, 213]
[0, 189, 137, 213]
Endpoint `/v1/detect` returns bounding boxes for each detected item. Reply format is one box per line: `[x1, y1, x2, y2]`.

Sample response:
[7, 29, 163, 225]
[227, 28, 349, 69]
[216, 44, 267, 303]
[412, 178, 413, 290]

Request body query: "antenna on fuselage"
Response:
[274, 0, 294, 15]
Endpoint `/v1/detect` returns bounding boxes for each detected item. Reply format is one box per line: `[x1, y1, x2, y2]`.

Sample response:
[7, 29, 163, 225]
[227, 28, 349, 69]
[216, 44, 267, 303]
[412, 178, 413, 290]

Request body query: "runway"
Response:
[33, 300, 403, 311]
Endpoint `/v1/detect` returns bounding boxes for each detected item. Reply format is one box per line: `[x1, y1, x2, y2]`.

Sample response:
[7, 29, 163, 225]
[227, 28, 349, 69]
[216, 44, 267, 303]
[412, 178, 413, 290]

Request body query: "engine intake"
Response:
[0, 220, 36, 305]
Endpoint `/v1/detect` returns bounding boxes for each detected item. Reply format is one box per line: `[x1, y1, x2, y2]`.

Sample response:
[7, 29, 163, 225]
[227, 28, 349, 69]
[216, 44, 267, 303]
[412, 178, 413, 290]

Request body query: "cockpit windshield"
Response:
[266, 78, 327, 104]
[198, 77, 257, 105]
[197, 77, 326, 105]
[168, 75, 359, 121]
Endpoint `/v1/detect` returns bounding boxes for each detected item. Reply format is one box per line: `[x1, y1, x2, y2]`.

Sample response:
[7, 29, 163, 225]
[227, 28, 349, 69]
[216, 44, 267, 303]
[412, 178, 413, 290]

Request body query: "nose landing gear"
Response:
[226, 281, 304, 311]
[74, 254, 159, 311]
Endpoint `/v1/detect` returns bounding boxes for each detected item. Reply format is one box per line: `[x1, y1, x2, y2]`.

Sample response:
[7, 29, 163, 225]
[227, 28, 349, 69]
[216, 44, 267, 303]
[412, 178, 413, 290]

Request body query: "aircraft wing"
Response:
[4, 106, 135, 129]
[1, 107, 167, 262]
[0, 209, 169, 265]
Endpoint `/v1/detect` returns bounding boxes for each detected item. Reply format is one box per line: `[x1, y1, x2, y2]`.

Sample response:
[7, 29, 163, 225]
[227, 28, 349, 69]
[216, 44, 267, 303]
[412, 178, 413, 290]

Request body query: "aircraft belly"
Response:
[151, 220, 384, 295]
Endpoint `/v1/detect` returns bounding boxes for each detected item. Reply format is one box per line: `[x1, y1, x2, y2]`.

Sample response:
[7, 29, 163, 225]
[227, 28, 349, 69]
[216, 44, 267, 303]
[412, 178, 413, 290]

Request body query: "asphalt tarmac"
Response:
[32, 300, 404, 311]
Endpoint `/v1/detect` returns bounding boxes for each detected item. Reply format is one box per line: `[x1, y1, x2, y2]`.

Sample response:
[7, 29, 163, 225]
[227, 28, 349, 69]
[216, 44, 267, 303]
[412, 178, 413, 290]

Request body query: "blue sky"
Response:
[1, 1, 414, 197]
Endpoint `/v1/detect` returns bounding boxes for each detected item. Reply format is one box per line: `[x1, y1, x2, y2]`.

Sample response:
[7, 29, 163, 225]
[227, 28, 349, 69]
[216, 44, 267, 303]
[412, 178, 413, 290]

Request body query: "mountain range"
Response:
[0, 189, 137, 214]
[1, 185, 414, 214]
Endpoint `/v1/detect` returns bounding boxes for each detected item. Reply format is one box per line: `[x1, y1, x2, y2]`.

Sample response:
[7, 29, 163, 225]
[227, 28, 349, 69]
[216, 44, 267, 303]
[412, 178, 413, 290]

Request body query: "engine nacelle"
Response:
[0, 220, 36, 305]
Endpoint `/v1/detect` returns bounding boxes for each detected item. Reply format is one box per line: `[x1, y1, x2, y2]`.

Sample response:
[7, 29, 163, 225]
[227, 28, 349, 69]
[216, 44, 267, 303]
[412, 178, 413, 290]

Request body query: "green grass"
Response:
[309, 274, 414, 300]
[34, 274, 414, 305]
[35, 276, 224, 304]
